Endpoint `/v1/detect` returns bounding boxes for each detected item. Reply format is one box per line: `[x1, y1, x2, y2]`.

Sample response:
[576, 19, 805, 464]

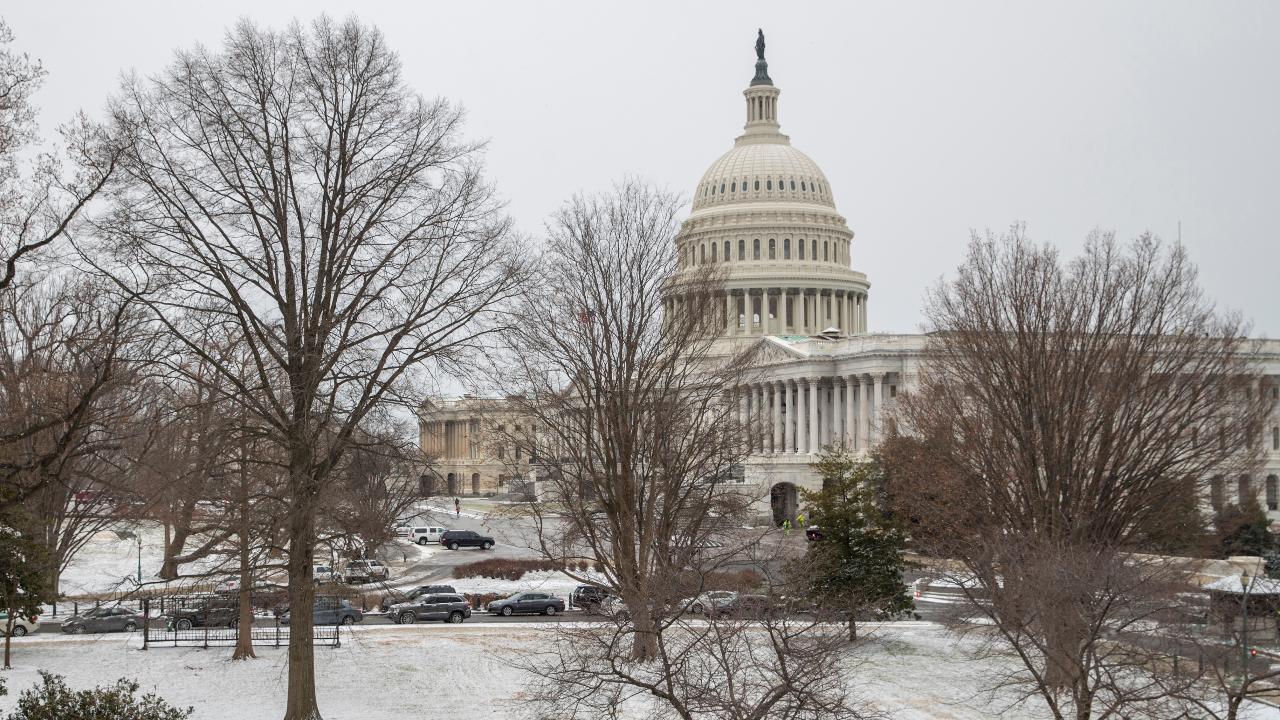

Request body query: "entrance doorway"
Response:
[446, 473, 457, 495]
[770, 482, 798, 527]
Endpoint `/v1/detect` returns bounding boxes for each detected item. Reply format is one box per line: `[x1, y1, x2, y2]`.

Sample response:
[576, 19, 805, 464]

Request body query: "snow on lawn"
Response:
[58, 523, 222, 597]
[0, 623, 1086, 719]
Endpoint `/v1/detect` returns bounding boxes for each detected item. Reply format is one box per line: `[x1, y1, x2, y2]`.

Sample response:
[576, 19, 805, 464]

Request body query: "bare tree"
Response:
[96, 18, 523, 719]
[884, 226, 1274, 719]
[0, 20, 120, 291]
[490, 180, 755, 661]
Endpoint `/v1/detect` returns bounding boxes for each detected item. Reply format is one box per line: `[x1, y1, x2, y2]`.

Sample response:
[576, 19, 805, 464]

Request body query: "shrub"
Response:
[464, 592, 506, 609]
[453, 558, 559, 581]
[6, 672, 192, 720]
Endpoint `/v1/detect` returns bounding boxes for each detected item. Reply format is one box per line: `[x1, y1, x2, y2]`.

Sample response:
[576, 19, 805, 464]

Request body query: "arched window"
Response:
[471, 473, 481, 495]
[811, 239, 818, 260]
[711, 184, 716, 195]
[731, 182, 736, 193]
[798, 240, 805, 260]
[738, 239, 745, 260]
[801, 181, 807, 192]
[1239, 475, 1253, 505]
[1268, 475, 1279, 511]
[720, 183, 725, 194]
[711, 243, 717, 262]
[1273, 426, 1279, 450]
[766, 179, 773, 190]
[723, 240, 730, 261]
[1211, 475, 1225, 513]
[783, 238, 791, 259]
[754, 179, 760, 191]
[753, 239, 760, 260]
[823, 241, 829, 261]
[700, 244, 705, 263]
[790, 179, 796, 190]
[768, 238, 776, 259]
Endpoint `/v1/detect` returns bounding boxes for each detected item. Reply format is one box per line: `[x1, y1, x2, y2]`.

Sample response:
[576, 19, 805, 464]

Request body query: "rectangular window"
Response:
[769, 239, 776, 259]
[1273, 426, 1279, 451]
[798, 241, 805, 260]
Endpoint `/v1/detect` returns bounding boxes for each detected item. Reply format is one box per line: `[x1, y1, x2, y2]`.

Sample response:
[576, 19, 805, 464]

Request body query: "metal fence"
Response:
[139, 597, 343, 649]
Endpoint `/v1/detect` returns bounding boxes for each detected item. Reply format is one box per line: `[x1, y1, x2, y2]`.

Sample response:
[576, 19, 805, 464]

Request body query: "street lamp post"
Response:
[1241, 571, 1253, 688]
[136, 534, 143, 586]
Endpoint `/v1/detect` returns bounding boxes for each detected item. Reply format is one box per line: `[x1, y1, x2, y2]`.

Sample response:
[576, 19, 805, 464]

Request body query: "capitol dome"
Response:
[667, 31, 870, 342]
[692, 142, 835, 212]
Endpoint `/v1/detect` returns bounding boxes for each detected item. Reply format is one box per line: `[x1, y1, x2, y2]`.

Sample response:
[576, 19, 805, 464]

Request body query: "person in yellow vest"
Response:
[796, 512, 806, 529]
[782, 519, 792, 536]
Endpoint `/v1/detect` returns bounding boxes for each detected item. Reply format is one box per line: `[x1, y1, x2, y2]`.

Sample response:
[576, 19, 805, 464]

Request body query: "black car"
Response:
[570, 585, 614, 612]
[379, 584, 458, 612]
[486, 592, 565, 616]
[386, 593, 472, 624]
[168, 595, 239, 630]
[439, 530, 494, 551]
[279, 598, 363, 626]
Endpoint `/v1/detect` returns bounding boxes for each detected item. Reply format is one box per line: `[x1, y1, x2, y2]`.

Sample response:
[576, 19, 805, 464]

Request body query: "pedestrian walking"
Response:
[454, 497, 461, 517]
[796, 512, 806, 528]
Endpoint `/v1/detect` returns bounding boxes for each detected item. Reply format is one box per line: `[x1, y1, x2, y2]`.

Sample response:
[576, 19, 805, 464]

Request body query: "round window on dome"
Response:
[731, 182, 736, 192]
[754, 180, 760, 191]
[801, 181, 807, 192]
[790, 179, 796, 190]
[720, 183, 725, 194]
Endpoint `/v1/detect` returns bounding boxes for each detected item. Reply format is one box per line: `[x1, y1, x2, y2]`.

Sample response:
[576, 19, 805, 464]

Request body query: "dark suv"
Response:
[386, 593, 472, 624]
[571, 585, 614, 612]
[439, 530, 494, 550]
[379, 584, 458, 612]
[168, 595, 238, 630]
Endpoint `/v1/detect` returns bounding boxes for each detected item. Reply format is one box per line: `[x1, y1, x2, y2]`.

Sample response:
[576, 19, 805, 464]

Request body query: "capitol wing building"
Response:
[421, 37, 1280, 526]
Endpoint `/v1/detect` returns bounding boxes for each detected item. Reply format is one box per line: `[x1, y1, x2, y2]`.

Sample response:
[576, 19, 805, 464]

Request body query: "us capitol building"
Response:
[420, 33, 1280, 526]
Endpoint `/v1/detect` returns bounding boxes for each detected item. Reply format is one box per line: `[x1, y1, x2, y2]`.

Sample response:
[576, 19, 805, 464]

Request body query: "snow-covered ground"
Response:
[58, 523, 224, 597]
[0, 622, 1069, 720]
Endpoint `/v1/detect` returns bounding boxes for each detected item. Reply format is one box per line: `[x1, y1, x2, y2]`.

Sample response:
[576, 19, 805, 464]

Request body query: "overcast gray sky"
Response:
[8, 1, 1278, 335]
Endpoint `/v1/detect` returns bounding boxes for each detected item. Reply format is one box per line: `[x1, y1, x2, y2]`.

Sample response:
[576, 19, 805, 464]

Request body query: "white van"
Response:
[408, 526, 446, 545]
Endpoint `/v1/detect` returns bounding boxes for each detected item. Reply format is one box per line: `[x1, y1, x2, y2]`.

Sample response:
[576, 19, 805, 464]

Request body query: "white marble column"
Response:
[859, 376, 871, 450]
[739, 387, 749, 454]
[772, 381, 783, 454]
[871, 373, 884, 446]
[844, 376, 857, 448]
[780, 290, 790, 333]
[794, 379, 807, 454]
[752, 384, 762, 450]
[808, 378, 820, 454]
[832, 380, 844, 448]
[724, 292, 735, 335]
[783, 380, 794, 453]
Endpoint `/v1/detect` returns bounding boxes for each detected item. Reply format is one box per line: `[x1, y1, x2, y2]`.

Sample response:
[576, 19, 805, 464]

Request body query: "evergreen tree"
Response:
[800, 450, 913, 641]
[1216, 497, 1275, 559]
[0, 523, 49, 668]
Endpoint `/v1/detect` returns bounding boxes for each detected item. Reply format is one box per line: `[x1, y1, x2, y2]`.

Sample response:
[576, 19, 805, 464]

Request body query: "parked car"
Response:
[313, 564, 339, 584]
[571, 584, 615, 612]
[720, 594, 778, 618]
[393, 526, 412, 538]
[439, 530, 494, 551]
[408, 526, 447, 545]
[168, 594, 238, 630]
[486, 592, 565, 616]
[0, 612, 39, 637]
[61, 606, 144, 634]
[279, 598, 363, 626]
[342, 559, 391, 584]
[378, 584, 458, 612]
[684, 590, 739, 616]
[805, 526, 825, 542]
[386, 593, 472, 624]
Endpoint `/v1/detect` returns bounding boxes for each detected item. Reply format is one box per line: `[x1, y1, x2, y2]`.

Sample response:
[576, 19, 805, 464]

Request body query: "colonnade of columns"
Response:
[664, 288, 868, 337]
[421, 420, 480, 459]
[733, 373, 890, 455]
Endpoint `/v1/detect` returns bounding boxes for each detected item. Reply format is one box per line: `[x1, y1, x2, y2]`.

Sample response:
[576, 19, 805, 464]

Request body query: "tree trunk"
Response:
[4, 613, 13, 669]
[233, 462, 256, 661]
[623, 587, 659, 662]
[848, 615, 857, 642]
[283, 455, 321, 720]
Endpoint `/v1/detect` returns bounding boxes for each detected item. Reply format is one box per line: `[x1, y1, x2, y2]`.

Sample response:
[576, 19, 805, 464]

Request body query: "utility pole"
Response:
[137, 534, 143, 585]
